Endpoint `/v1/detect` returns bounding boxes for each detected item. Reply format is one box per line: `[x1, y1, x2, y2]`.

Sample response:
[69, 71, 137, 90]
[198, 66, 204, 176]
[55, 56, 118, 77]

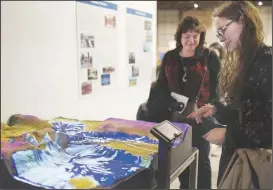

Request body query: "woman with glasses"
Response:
[188, 1, 272, 186]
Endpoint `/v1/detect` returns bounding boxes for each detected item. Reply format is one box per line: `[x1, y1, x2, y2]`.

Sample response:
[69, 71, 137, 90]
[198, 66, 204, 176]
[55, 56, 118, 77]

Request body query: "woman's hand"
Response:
[187, 104, 217, 123]
[203, 128, 226, 145]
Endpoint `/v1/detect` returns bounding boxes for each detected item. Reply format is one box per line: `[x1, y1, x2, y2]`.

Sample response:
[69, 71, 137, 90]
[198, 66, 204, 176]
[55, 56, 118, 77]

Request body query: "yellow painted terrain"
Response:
[69, 177, 97, 189]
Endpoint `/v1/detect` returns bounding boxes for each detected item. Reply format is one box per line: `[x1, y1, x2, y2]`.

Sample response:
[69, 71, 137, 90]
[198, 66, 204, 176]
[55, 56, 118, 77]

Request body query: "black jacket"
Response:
[157, 46, 220, 104]
[138, 46, 221, 123]
[216, 45, 272, 185]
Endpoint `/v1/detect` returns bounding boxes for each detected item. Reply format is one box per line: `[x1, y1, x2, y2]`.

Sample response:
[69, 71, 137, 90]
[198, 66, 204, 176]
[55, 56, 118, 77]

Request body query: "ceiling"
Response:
[157, 1, 272, 11]
[157, 1, 224, 10]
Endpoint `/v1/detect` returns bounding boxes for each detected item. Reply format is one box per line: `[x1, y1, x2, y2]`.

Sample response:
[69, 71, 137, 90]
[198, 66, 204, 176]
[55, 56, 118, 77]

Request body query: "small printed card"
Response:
[171, 92, 189, 114]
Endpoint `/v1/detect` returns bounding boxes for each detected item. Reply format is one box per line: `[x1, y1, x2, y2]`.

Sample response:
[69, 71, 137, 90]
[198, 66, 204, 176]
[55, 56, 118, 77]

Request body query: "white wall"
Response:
[259, 6, 272, 46]
[1, 1, 157, 121]
[157, 10, 179, 51]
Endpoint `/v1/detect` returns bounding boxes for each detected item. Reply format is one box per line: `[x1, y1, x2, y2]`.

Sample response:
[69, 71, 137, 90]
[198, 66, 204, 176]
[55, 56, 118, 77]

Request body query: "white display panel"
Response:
[76, 1, 119, 97]
[125, 8, 153, 87]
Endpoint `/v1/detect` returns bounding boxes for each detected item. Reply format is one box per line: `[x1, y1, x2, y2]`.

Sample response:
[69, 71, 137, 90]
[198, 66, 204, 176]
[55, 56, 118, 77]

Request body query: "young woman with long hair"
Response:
[188, 1, 272, 186]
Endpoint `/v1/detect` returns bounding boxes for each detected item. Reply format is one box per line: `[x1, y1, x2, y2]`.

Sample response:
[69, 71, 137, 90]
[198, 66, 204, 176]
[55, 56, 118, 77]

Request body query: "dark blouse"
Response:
[215, 45, 272, 185]
[158, 46, 221, 107]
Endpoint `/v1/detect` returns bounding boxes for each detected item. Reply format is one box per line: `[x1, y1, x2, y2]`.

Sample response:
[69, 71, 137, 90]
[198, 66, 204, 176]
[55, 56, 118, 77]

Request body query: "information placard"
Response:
[125, 8, 153, 87]
[76, 1, 119, 96]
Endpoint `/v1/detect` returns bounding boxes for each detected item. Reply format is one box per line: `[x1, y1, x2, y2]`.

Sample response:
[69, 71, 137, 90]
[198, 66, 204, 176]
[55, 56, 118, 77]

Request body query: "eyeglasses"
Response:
[216, 20, 234, 39]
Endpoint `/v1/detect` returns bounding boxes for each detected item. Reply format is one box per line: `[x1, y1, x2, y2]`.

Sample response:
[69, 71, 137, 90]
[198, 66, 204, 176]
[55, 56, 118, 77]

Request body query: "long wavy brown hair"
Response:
[213, 1, 265, 108]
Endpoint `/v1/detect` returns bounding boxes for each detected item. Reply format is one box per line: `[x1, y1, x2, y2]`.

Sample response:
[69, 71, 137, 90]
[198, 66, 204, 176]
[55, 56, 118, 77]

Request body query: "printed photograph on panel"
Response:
[129, 52, 135, 64]
[81, 82, 92, 95]
[80, 33, 95, 48]
[80, 52, 93, 68]
[87, 68, 98, 80]
[105, 15, 116, 28]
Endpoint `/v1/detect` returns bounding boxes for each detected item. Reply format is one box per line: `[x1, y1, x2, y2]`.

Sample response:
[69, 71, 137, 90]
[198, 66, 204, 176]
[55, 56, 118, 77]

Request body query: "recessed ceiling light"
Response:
[258, 1, 263, 6]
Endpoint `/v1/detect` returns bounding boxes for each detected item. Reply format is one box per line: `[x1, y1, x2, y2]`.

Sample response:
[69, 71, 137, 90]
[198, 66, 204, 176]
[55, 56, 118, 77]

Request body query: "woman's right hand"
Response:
[187, 104, 217, 124]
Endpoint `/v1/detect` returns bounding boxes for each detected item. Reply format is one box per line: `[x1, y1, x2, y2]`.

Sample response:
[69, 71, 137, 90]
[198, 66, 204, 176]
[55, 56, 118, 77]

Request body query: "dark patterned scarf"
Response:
[165, 47, 211, 108]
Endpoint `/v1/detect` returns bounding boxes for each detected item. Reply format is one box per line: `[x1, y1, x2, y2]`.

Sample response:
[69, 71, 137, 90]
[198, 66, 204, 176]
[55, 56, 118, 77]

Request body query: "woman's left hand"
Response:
[203, 128, 227, 145]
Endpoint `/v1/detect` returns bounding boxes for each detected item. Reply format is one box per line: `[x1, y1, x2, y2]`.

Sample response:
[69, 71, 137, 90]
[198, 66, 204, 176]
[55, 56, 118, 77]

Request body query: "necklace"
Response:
[181, 57, 187, 82]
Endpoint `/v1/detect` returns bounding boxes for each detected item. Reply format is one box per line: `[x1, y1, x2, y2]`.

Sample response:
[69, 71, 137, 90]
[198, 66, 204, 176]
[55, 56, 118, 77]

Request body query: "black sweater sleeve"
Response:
[215, 53, 272, 149]
[157, 52, 170, 94]
[207, 50, 221, 104]
[146, 52, 175, 122]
